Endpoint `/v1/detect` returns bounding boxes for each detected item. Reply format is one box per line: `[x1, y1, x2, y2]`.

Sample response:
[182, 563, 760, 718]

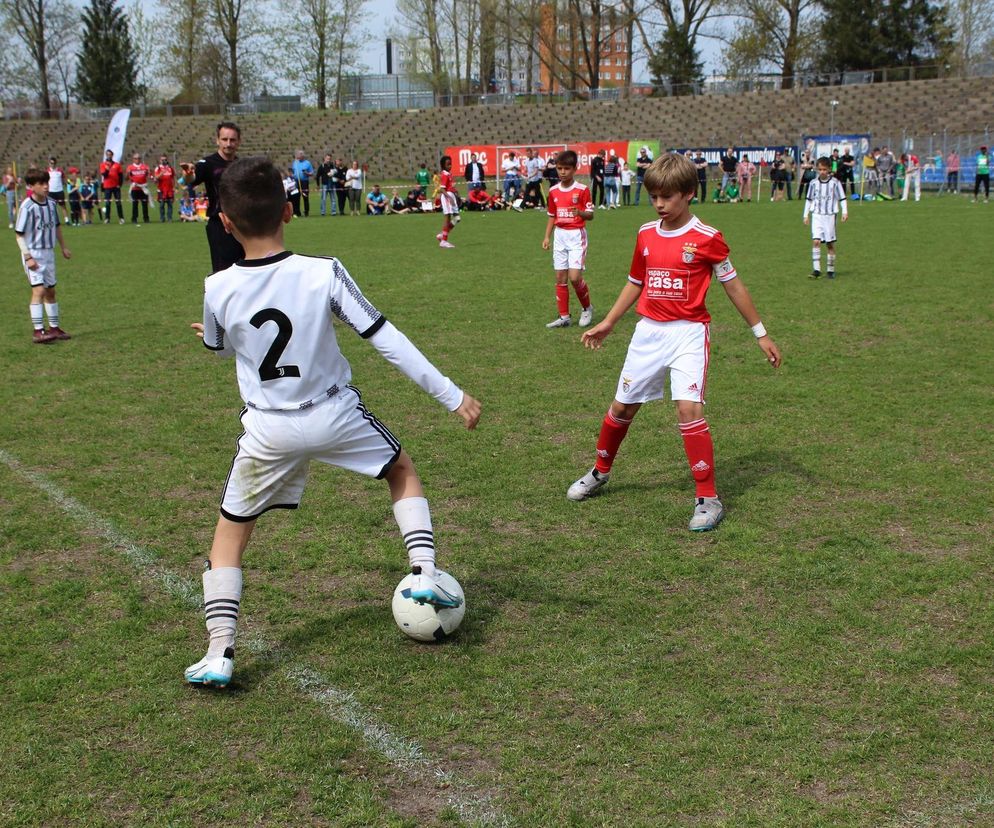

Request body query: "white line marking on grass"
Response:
[1, 449, 511, 828]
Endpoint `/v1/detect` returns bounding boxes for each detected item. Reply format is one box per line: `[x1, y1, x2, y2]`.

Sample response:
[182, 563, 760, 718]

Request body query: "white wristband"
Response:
[751, 322, 767, 339]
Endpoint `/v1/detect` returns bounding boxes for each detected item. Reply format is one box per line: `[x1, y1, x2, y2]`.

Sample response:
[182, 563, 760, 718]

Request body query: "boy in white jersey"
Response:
[803, 157, 848, 279]
[542, 150, 595, 328]
[566, 154, 781, 531]
[15, 168, 72, 344]
[186, 158, 481, 687]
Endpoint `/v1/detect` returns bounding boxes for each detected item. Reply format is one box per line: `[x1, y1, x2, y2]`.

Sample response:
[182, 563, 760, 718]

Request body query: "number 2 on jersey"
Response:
[250, 308, 301, 381]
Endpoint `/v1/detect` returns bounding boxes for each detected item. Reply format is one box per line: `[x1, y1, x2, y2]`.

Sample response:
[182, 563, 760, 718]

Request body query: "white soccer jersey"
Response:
[803, 176, 848, 218]
[203, 251, 463, 413]
[15, 196, 60, 250]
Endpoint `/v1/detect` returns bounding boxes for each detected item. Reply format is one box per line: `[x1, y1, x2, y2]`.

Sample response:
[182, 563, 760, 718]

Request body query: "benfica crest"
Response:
[682, 243, 697, 264]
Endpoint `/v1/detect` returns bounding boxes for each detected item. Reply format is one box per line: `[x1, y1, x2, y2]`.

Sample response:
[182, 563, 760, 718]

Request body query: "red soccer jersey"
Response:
[127, 163, 150, 188]
[547, 182, 593, 230]
[154, 164, 175, 197]
[440, 169, 456, 193]
[627, 216, 737, 324]
[100, 161, 122, 189]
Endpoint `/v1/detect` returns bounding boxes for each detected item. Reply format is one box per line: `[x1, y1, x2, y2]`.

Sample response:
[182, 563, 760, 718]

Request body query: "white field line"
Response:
[1, 449, 510, 828]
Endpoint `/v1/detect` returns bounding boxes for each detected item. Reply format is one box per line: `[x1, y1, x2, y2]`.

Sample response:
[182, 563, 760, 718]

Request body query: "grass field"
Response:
[1, 197, 993, 827]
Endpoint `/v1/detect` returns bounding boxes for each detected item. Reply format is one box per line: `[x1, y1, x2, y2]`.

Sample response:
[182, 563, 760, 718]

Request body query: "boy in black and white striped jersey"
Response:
[803, 157, 848, 279]
[15, 168, 72, 343]
[184, 157, 482, 688]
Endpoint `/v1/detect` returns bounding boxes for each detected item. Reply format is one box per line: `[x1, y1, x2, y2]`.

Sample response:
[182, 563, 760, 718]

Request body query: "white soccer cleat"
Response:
[688, 497, 725, 532]
[546, 315, 571, 328]
[439, 240, 455, 248]
[567, 468, 610, 501]
[436, 232, 444, 240]
[578, 306, 594, 327]
[408, 567, 464, 609]
[185, 647, 234, 687]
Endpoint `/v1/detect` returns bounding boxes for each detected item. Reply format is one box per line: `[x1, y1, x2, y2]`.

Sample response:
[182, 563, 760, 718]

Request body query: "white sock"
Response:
[393, 496, 436, 577]
[812, 247, 821, 270]
[827, 253, 836, 271]
[203, 565, 242, 657]
[29, 303, 43, 330]
[44, 302, 59, 328]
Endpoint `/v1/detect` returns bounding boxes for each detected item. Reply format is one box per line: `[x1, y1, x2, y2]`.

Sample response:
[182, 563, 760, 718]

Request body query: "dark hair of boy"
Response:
[24, 168, 50, 185]
[556, 150, 578, 168]
[816, 156, 832, 168]
[439, 154, 451, 167]
[643, 153, 698, 196]
[218, 157, 285, 237]
[216, 120, 241, 137]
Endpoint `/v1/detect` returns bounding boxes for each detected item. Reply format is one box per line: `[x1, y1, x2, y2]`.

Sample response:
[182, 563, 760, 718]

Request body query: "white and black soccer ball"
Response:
[391, 570, 465, 642]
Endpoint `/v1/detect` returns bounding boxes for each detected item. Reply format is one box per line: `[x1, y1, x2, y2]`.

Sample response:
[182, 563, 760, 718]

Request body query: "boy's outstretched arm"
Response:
[581, 281, 642, 349]
[721, 277, 782, 368]
[368, 320, 482, 429]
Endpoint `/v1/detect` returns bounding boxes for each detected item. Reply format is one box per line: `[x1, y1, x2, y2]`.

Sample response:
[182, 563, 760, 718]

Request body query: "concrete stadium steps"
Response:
[2, 76, 990, 180]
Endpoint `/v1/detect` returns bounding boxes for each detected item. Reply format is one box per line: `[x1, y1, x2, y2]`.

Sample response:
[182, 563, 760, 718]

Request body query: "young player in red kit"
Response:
[435, 155, 459, 249]
[566, 153, 782, 531]
[542, 150, 595, 328]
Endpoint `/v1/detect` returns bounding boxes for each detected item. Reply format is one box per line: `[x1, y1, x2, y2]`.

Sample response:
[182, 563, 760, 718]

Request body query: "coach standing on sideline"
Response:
[180, 122, 244, 272]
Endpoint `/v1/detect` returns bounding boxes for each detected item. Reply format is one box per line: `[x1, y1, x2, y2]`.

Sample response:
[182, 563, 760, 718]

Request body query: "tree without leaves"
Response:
[75, 0, 141, 106]
[718, 0, 819, 87]
[643, 0, 717, 91]
[0, 0, 76, 113]
[158, 0, 209, 103]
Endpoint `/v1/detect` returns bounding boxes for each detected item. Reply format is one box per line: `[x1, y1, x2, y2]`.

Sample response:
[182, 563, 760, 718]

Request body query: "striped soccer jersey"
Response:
[15, 195, 60, 250]
[803, 176, 848, 217]
[202, 251, 462, 413]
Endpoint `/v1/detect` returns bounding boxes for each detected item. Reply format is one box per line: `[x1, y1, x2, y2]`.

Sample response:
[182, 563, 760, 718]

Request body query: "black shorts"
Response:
[50, 191, 65, 204]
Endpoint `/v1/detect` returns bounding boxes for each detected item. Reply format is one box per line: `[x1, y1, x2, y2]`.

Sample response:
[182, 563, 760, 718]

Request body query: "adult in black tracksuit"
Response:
[179, 121, 244, 273]
[334, 158, 349, 215]
[590, 150, 605, 207]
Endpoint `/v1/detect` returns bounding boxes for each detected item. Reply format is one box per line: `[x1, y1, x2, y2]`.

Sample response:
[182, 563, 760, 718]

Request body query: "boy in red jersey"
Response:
[542, 150, 595, 328]
[436, 155, 459, 248]
[566, 153, 782, 531]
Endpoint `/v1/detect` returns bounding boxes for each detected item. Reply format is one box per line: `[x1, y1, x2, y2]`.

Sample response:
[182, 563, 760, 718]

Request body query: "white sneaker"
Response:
[546, 315, 571, 328]
[439, 240, 455, 248]
[597, 204, 607, 210]
[119, 218, 125, 225]
[567, 468, 610, 501]
[578, 306, 594, 327]
[185, 647, 234, 687]
[688, 497, 725, 532]
[409, 568, 463, 608]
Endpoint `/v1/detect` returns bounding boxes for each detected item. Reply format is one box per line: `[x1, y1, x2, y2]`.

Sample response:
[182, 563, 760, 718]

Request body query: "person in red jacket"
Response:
[154, 154, 176, 222]
[99, 149, 124, 224]
[126, 153, 151, 224]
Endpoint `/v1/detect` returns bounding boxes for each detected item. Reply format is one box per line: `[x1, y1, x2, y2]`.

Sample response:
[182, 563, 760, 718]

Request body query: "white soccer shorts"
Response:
[552, 227, 587, 271]
[811, 213, 837, 243]
[219, 386, 401, 521]
[440, 191, 459, 216]
[614, 318, 710, 405]
[24, 249, 57, 288]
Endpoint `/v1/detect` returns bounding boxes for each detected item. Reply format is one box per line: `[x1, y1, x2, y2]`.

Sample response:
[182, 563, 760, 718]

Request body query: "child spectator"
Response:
[66, 167, 82, 226]
[15, 167, 73, 343]
[415, 162, 431, 196]
[489, 191, 507, 210]
[736, 154, 756, 202]
[542, 149, 595, 329]
[803, 156, 848, 278]
[194, 193, 209, 221]
[283, 168, 301, 216]
[389, 189, 408, 214]
[566, 153, 781, 532]
[620, 160, 633, 206]
[405, 190, 422, 211]
[80, 175, 96, 224]
[185, 157, 481, 687]
[468, 184, 491, 211]
[180, 197, 197, 222]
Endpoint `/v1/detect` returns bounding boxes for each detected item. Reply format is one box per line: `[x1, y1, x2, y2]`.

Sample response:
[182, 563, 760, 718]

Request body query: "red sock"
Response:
[595, 410, 633, 474]
[573, 278, 591, 309]
[556, 284, 570, 317]
[680, 418, 717, 497]
[441, 218, 452, 240]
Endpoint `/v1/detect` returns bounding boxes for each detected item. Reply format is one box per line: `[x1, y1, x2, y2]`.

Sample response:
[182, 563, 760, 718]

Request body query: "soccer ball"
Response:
[391, 570, 465, 642]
